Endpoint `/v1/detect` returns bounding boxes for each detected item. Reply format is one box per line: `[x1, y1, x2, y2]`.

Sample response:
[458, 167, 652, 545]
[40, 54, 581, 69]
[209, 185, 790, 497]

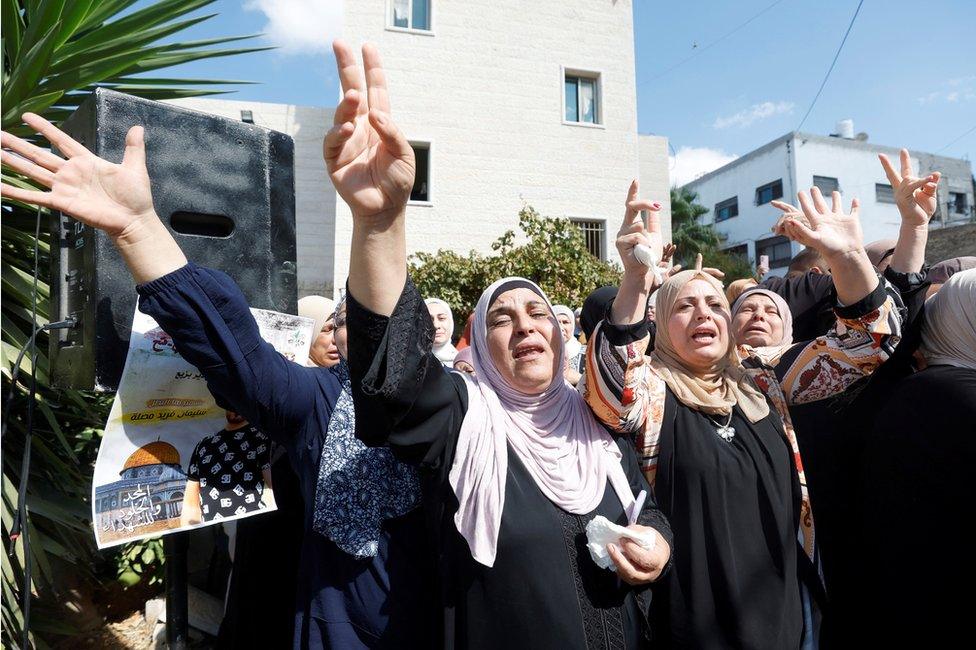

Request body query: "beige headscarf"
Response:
[298, 295, 336, 337]
[920, 268, 976, 371]
[651, 269, 769, 423]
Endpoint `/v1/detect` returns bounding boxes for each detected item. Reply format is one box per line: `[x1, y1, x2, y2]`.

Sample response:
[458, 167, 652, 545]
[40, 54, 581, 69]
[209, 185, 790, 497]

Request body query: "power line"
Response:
[796, 0, 865, 131]
[937, 124, 976, 153]
[640, 0, 789, 84]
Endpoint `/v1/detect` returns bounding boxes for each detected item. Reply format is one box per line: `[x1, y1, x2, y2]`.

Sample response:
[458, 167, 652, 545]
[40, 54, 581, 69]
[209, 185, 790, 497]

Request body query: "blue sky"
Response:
[157, 0, 975, 184]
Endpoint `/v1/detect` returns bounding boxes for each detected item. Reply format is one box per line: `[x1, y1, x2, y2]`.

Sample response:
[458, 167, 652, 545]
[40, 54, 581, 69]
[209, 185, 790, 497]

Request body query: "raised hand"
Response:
[773, 187, 863, 260]
[878, 149, 940, 227]
[1, 113, 156, 238]
[615, 180, 662, 279]
[324, 41, 415, 220]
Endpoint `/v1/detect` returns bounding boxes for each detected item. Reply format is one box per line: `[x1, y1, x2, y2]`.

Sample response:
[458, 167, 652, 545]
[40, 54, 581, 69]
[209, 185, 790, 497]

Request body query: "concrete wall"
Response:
[169, 98, 338, 297]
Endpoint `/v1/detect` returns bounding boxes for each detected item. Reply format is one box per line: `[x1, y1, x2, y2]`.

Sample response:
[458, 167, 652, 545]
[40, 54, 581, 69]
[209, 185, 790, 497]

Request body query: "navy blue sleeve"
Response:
[136, 263, 333, 458]
[345, 276, 467, 473]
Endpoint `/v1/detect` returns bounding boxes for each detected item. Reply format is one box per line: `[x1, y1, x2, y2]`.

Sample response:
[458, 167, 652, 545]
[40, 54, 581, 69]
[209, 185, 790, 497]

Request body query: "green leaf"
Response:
[117, 569, 141, 587]
[105, 76, 256, 86]
[18, 0, 64, 56]
[63, 0, 215, 62]
[1, 22, 61, 117]
[141, 547, 155, 564]
[50, 12, 219, 73]
[1, 90, 65, 129]
[54, 0, 96, 50]
[74, 0, 139, 34]
[1, 0, 24, 62]
[113, 45, 274, 78]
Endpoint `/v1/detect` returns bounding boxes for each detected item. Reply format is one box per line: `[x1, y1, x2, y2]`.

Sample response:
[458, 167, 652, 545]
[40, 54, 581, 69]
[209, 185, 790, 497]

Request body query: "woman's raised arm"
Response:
[1, 114, 186, 283]
[326, 40, 416, 316]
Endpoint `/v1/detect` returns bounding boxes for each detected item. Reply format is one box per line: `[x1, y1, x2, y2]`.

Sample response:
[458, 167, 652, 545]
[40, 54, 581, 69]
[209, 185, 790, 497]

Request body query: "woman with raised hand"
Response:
[580, 183, 902, 649]
[325, 41, 673, 649]
[0, 41, 433, 650]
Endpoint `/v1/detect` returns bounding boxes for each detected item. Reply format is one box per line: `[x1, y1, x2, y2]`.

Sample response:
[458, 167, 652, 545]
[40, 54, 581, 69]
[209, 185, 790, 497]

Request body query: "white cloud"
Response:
[669, 146, 739, 187]
[245, 0, 343, 55]
[712, 101, 794, 129]
[917, 76, 976, 105]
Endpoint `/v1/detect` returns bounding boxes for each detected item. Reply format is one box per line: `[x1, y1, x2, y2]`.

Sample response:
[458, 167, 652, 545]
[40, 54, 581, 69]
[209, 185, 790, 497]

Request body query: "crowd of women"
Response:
[2, 39, 974, 650]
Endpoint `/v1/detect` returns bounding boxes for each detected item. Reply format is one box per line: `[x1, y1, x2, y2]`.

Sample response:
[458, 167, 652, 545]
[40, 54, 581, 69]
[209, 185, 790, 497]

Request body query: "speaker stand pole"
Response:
[164, 532, 189, 649]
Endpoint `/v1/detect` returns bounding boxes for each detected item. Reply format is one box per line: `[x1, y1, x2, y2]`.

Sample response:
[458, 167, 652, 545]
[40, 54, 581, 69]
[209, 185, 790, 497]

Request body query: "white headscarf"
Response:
[920, 268, 976, 371]
[449, 277, 635, 567]
[551, 304, 582, 360]
[425, 298, 458, 365]
[298, 295, 336, 367]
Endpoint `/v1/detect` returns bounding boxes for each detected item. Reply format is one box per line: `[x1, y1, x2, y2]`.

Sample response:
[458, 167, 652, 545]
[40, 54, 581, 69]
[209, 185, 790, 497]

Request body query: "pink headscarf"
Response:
[449, 277, 635, 567]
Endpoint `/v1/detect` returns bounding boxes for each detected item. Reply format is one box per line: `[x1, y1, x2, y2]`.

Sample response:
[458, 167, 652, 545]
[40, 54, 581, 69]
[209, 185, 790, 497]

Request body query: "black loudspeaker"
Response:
[50, 88, 297, 391]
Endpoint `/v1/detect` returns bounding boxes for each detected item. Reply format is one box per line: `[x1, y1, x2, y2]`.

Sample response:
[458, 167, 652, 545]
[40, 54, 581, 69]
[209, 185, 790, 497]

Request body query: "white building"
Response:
[682, 122, 974, 276]
[171, 0, 671, 297]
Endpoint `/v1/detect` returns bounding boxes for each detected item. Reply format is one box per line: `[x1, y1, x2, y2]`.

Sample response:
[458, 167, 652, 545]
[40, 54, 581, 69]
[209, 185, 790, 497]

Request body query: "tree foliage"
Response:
[1, 1, 265, 645]
[669, 187, 756, 283]
[409, 207, 622, 330]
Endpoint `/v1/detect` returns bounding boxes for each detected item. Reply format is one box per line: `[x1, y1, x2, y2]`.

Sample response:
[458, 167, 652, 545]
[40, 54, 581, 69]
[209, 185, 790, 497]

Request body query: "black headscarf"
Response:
[580, 286, 618, 338]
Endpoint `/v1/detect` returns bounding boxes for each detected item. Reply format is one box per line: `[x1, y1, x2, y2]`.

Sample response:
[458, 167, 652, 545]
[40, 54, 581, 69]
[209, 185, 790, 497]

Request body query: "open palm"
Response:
[1, 113, 154, 238]
[773, 187, 863, 259]
[324, 41, 415, 219]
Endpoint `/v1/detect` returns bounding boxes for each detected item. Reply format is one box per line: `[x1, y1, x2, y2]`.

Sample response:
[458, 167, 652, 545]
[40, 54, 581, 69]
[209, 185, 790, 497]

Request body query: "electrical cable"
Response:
[641, 0, 789, 84]
[936, 124, 976, 153]
[796, 0, 865, 131]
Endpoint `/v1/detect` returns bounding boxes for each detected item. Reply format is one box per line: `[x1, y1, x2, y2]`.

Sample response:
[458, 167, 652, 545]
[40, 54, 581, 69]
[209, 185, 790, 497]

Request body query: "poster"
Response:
[92, 307, 314, 549]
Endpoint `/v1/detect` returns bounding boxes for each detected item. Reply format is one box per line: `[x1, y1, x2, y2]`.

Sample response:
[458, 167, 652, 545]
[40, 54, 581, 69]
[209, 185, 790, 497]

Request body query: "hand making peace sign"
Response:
[325, 41, 416, 220]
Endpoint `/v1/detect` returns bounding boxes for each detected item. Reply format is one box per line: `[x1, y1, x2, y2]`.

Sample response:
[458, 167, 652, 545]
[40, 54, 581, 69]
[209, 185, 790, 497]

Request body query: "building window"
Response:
[755, 179, 783, 205]
[949, 191, 968, 215]
[391, 0, 430, 31]
[876, 183, 895, 204]
[410, 142, 430, 203]
[564, 72, 600, 124]
[813, 175, 839, 195]
[714, 196, 739, 222]
[570, 218, 606, 260]
[724, 243, 748, 259]
[756, 235, 792, 269]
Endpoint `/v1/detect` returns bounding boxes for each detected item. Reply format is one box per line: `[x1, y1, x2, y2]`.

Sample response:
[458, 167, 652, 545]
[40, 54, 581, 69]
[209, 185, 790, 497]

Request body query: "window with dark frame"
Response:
[724, 243, 748, 259]
[756, 235, 792, 269]
[410, 143, 430, 202]
[714, 196, 739, 222]
[391, 0, 431, 31]
[570, 218, 605, 260]
[564, 73, 600, 124]
[876, 183, 895, 203]
[755, 179, 783, 205]
[949, 191, 968, 214]
[813, 175, 839, 195]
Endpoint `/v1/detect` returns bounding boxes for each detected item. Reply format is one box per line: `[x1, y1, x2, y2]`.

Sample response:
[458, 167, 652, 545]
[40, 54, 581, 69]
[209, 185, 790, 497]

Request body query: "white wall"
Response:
[792, 137, 915, 246]
[339, 0, 668, 287]
[686, 138, 797, 274]
[168, 98, 338, 297]
[639, 134, 673, 243]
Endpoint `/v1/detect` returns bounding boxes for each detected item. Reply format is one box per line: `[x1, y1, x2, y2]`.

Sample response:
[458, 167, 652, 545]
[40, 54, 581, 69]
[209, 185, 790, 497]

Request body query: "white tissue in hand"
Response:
[585, 515, 657, 571]
[633, 244, 663, 284]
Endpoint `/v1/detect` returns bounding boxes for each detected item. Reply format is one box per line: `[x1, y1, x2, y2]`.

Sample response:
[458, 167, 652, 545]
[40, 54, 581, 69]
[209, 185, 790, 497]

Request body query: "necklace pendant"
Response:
[715, 425, 736, 442]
